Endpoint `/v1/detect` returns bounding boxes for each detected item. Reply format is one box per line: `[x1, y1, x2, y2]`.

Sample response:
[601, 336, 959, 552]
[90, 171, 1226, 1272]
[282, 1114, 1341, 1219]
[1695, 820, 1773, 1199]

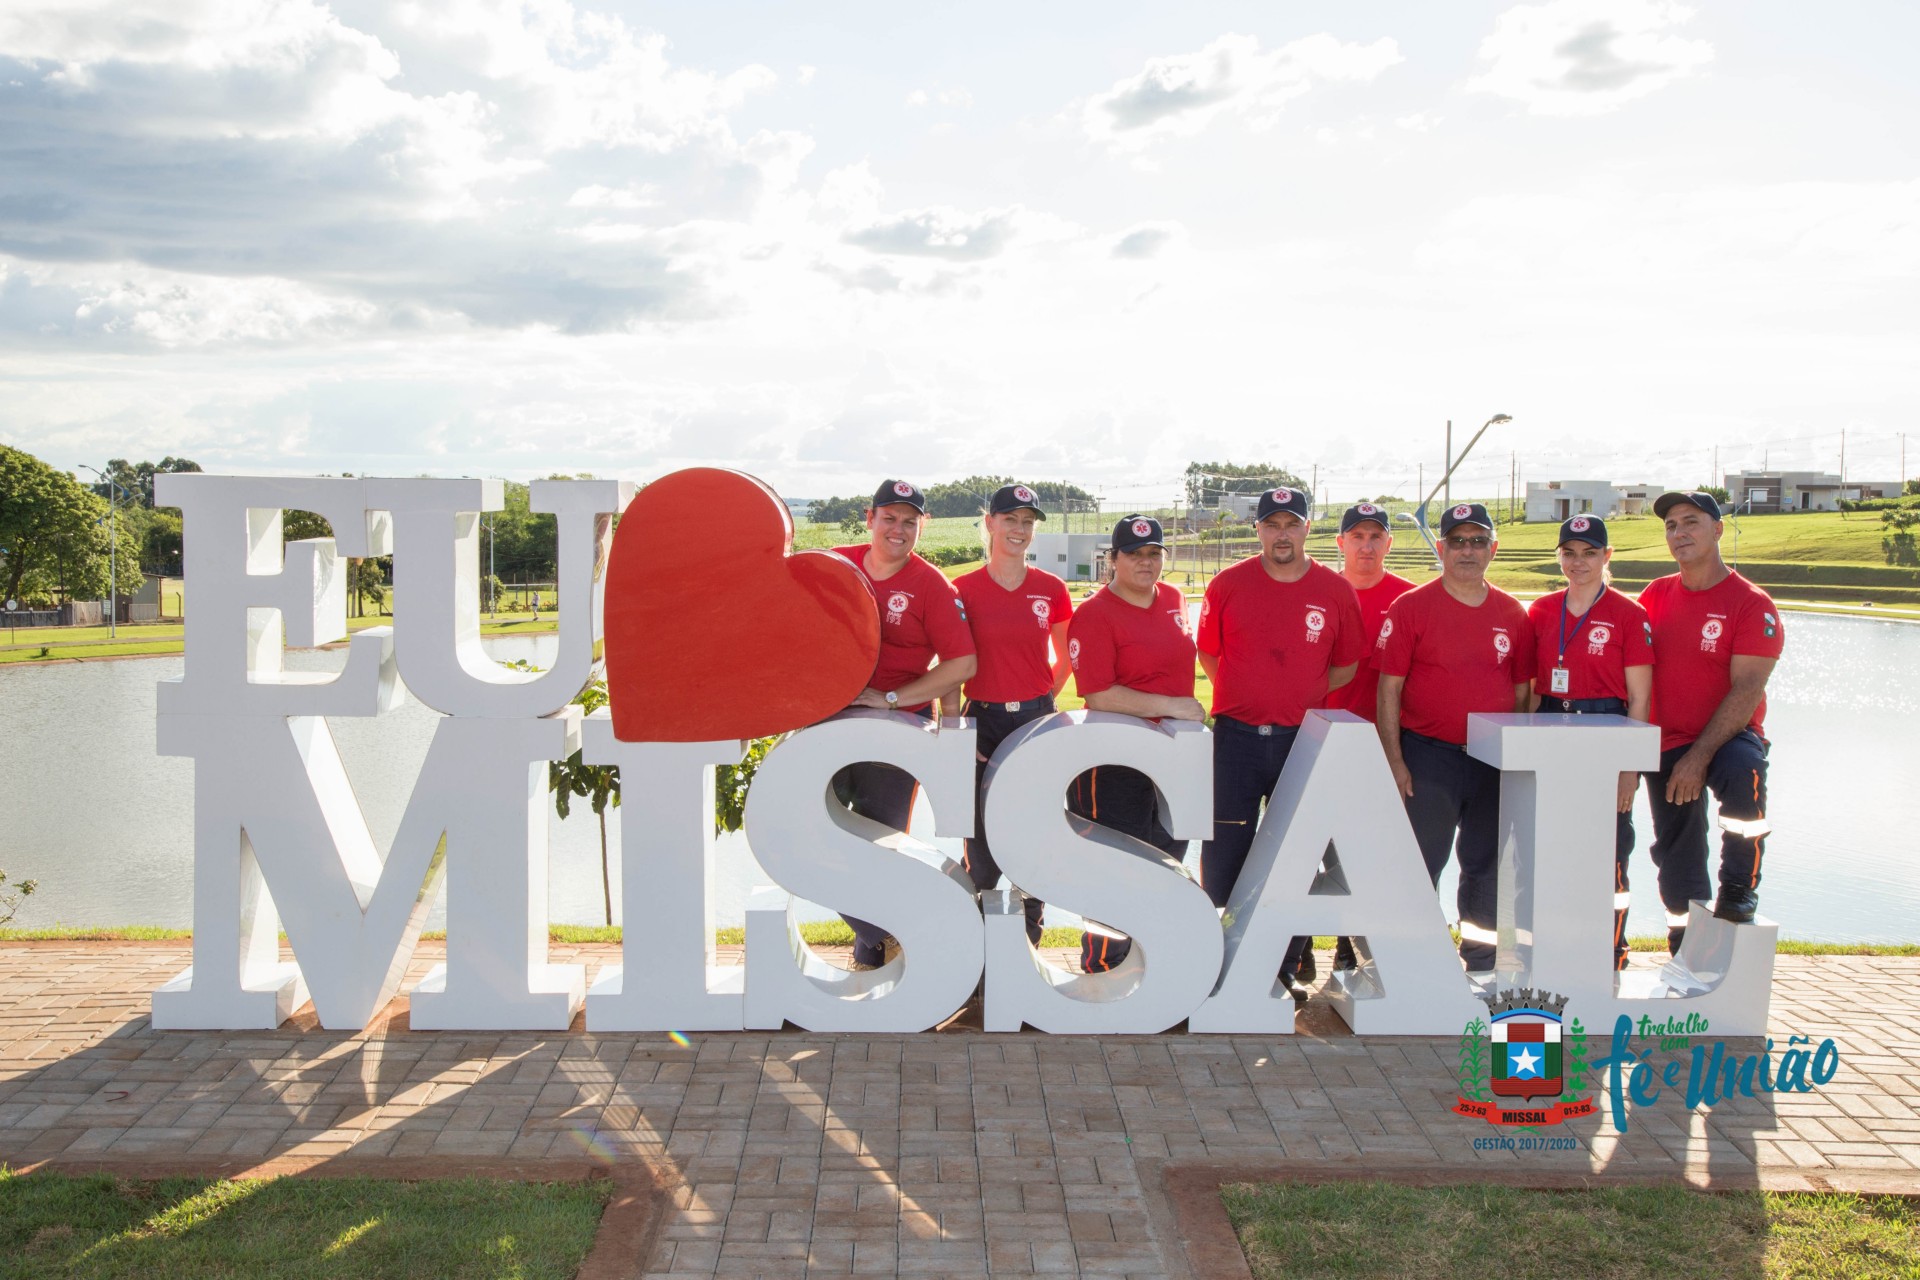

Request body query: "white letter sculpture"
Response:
[979, 712, 1220, 1034]
[1468, 712, 1777, 1036]
[580, 721, 747, 1031]
[743, 711, 981, 1033]
[1192, 711, 1489, 1034]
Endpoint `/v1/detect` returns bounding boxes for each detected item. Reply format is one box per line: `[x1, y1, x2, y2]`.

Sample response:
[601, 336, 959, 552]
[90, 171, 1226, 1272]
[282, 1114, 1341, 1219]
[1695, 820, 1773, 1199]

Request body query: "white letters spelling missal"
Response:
[150, 468, 1777, 1036]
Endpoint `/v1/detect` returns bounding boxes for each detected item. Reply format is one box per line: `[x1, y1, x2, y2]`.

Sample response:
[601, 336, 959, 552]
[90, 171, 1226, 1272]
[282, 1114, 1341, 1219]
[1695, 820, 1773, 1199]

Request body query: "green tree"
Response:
[1884, 510, 1919, 567]
[1906, 479, 1920, 497]
[1184, 461, 1308, 509]
[548, 675, 619, 925]
[92, 457, 203, 508]
[0, 445, 136, 605]
[0, 868, 36, 927]
[1696, 485, 1732, 504]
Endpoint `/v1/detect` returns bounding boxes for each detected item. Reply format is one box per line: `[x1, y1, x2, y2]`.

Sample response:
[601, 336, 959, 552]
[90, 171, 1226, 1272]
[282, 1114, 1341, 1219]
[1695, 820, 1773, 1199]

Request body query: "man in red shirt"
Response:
[1066, 514, 1204, 972]
[1639, 491, 1784, 952]
[1321, 501, 1414, 972]
[1323, 503, 1414, 722]
[1376, 502, 1534, 972]
[1196, 486, 1364, 998]
[830, 479, 978, 970]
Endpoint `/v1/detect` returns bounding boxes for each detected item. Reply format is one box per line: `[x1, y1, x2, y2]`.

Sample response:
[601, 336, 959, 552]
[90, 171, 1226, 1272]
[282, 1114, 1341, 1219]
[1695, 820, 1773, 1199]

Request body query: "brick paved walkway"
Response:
[3, 942, 1917, 1278]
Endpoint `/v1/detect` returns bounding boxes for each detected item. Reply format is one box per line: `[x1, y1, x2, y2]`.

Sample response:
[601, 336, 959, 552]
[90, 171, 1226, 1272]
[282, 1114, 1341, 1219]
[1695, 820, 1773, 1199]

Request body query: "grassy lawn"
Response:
[0, 1168, 609, 1280]
[1225, 1181, 1920, 1280]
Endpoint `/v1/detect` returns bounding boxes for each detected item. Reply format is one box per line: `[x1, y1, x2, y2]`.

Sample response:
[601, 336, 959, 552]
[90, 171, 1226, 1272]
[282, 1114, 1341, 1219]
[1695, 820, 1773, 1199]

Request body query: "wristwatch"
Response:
[885, 691, 899, 709]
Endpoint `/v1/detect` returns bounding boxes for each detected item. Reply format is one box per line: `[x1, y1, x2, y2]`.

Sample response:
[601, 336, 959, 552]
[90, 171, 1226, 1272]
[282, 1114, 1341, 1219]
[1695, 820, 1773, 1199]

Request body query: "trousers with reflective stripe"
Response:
[1645, 729, 1770, 925]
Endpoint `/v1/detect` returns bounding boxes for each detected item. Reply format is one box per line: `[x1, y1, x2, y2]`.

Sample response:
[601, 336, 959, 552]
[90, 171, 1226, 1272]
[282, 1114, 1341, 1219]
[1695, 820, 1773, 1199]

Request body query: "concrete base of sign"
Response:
[409, 963, 586, 1031]
[152, 963, 309, 1031]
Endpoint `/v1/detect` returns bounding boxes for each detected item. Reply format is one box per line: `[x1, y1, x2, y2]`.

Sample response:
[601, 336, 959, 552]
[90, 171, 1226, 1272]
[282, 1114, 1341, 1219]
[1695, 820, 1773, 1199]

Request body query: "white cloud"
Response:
[1110, 223, 1184, 259]
[1076, 32, 1402, 153]
[840, 204, 1077, 263]
[0, 0, 795, 335]
[1468, 0, 1713, 117]
[905, 86, 972, 109]
[1395, 112, 1440, 131]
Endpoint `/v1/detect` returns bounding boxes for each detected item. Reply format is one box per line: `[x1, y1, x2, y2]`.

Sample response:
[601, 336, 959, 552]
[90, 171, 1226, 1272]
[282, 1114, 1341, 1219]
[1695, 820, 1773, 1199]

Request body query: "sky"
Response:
[0, 0, 1914, 509]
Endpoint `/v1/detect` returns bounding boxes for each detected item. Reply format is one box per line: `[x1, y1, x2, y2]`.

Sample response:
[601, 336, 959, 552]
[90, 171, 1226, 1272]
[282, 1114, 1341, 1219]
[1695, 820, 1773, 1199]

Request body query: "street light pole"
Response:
[1404, 413, 1512, 560]
[76, 464, 120, 639]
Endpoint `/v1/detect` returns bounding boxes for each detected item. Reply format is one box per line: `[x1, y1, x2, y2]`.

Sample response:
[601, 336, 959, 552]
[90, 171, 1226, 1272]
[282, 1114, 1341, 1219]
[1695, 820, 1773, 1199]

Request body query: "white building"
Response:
[1524, 481, 1660, 523]
[1722, 471, 1901, 513]
[1026, 532, 1109, 582]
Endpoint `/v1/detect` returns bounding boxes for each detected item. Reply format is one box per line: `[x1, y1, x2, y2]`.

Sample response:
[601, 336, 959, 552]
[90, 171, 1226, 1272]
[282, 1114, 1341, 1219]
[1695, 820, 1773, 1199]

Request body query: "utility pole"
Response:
[1713, 446, 1718, 490]
[1443, 420, 1452, 510]
[1510, 451, 1516, 522]
[1840, 428, 1846, 484]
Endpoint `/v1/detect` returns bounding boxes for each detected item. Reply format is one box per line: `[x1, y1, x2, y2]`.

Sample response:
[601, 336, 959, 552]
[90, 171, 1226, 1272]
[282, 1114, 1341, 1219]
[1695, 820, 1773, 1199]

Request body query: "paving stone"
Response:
[4, 943, 1918, 1275]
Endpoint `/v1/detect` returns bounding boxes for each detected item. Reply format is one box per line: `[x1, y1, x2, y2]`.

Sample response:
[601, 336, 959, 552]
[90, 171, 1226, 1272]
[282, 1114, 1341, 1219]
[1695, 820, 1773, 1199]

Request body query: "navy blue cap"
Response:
[870, 479, 926, 512]
[1558, 514, 1608, 549]
[1439, 502, 1494, 535]
[1339, 502, 1390, 533]
[1255, 485, 1310, 523]
[988, 483, 1046, 518]
[1654, 491, 1722, 521]
[1111, 514, 1165, 553]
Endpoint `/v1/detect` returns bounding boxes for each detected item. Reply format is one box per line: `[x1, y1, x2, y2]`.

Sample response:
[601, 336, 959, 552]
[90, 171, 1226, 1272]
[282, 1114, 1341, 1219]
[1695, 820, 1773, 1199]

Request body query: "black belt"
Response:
[1214, 714, 1300, 738]
[965, 695, 1056, 715]
[1541, 696, 1628, 714]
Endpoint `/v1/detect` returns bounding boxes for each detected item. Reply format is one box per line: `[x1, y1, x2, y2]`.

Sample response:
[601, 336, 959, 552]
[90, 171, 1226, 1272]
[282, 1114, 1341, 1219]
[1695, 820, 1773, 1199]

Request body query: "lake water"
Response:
[1, 615, 1916, 942]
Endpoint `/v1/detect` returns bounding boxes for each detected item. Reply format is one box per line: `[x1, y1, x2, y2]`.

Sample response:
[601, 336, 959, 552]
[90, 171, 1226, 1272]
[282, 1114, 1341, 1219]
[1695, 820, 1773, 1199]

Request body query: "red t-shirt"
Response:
[1638, 571, 1784, 751]
[1526, 587, 1654, 702]
[1067, 582, 1195, 701]
[1376, 578, 1534, 745]
[834, 544, 977, 712]
[1196, 557, 1365, 726]
[1322, 571, 1414, 722]
[954, 565, 1072, 702]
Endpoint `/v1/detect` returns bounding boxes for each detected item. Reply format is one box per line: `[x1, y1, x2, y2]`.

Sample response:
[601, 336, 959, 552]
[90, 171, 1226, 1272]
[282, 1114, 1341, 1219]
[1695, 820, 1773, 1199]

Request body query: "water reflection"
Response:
[0, 615, 1914, 942]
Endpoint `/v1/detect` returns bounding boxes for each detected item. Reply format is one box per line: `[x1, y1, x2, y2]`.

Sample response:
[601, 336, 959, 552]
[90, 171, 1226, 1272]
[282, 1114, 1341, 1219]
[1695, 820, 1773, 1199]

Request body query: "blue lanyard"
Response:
[1558, 590, 1601, 664]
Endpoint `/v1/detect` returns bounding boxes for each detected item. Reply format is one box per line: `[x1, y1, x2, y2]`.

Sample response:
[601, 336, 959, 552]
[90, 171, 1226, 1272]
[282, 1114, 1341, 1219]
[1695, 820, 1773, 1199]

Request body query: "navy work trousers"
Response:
[1645, 729, 1769, 951]
[833, 707, 935, 969]
[963, 697, 1055, 945]
[1201, 718, 1315, 980]
[1067, 765, 1184, 972]
[1400, 730, 1502, 972]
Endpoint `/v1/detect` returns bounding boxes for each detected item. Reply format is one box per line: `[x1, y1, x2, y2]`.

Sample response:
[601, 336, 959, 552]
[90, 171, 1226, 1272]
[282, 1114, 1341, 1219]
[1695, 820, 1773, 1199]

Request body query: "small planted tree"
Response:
[549, 675, 619, 925]
[1, 868, 38, 927]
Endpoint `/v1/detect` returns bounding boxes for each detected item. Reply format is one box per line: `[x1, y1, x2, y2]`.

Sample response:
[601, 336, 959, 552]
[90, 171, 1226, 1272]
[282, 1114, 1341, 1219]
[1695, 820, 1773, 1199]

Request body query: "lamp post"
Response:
[76, 464, 122, 639]
[1404, 413, 1512, 562]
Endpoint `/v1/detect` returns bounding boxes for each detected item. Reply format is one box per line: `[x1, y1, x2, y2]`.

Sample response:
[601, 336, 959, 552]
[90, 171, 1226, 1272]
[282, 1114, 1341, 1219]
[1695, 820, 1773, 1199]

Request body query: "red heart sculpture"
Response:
[604, 468, 880, 742]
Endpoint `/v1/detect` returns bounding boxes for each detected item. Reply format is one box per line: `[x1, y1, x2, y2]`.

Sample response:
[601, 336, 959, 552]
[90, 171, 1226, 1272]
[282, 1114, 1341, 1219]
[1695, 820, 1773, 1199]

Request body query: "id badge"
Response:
[1549, 666, 1571, 695]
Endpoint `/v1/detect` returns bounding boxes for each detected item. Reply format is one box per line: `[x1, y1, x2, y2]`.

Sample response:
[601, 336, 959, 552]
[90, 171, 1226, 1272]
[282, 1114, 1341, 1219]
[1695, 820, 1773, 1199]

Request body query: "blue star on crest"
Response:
[1507, 1045, 1544, 1079]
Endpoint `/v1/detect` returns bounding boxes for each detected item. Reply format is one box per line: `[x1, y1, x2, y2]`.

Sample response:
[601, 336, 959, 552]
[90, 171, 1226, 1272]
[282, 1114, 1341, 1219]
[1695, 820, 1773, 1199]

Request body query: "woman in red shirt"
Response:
[953, 484, 1074, 945]
[1064, 514, 1205, 971]
[1525, 515, 1654, 969]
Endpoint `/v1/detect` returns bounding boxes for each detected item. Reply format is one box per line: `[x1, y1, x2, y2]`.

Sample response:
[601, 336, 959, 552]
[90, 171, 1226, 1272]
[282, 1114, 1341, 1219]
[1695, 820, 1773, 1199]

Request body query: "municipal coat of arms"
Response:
[1453, 988, 1597, 1126]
